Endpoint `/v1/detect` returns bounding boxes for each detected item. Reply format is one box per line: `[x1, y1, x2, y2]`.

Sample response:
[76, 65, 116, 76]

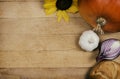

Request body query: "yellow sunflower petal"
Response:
[61, 11, 69, 22]
[43, 2, 56, 9]
[66, 5, 78, 13]
[45, 7, 57, 15]
[56, 11, 62, 22]
[44, 0, 56, 3]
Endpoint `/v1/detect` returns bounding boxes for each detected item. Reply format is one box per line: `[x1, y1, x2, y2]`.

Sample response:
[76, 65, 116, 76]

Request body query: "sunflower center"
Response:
[56, 0, 73, 10]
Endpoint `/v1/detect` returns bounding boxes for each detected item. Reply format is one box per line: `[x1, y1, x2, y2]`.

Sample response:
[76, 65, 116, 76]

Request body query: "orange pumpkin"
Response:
[78, 0, 120, 33]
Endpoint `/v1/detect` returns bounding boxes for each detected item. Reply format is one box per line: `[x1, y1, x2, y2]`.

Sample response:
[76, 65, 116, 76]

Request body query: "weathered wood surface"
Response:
[0, 2, 80, 18]
[0, 51, 97, 68]
[0, 18, 90, 35]
[0, 0, 120, 79]
[0, 68, 90, 79]
[0, 1, 119, 68]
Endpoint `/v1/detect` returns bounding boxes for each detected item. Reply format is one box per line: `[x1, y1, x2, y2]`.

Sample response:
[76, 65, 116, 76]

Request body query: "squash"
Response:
[78, 0, 120, 33]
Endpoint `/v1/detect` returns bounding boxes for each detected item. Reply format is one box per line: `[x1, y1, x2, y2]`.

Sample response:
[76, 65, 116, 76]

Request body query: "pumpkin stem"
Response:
[93, 17, 107, 34]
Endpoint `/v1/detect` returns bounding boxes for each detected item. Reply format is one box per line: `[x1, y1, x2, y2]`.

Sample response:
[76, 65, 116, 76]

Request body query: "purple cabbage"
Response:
[96, 38, 120, 62]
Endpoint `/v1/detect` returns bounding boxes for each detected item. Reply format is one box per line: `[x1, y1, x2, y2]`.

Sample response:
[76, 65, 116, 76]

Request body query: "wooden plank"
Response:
[0, 33, 119, 68]
[0, 18, 90, 35]
[0, 75, 20, 79]
[0, 32, 119, 51]
[1, 18, 120, 36]
[0, 68, 90, 79]
[0, 34, 80, 51]
[0, 50, 98, 68]
[0, 19, 119, 68]
[0, 2, 80, 18]
[0, 1, 120, 69]
[0, 50, 119, 68]
[100, 32, 120, 40]
[0, 18, 89, 51]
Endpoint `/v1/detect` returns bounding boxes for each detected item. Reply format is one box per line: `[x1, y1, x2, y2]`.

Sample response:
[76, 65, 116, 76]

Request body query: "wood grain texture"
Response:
[0, 50, 119, 68]
[0, 19, 120, 67]
[0, 0, 120, 79]
[0, 50, 97, 68]
[0, 18, 90, 35]
[0, 2, 80, 18]
[0, 34, 79, 51]
[0, 68, 90, 79]
[0, 0, 120, 72]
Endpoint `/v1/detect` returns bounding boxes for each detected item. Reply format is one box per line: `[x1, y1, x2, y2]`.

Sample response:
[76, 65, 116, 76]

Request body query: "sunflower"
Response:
[43, 0, 78, 22]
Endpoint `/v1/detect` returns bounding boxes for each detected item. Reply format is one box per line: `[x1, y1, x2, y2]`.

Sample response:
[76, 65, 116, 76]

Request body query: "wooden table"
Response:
[0, 0, 120, 79]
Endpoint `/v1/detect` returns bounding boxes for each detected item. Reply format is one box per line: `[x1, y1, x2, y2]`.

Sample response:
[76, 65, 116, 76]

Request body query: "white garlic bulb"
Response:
[79, 30, 99, 52]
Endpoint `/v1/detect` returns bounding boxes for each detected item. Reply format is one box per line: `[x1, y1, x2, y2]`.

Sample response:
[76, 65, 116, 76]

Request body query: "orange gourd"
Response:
[78, 0, 120, 33]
